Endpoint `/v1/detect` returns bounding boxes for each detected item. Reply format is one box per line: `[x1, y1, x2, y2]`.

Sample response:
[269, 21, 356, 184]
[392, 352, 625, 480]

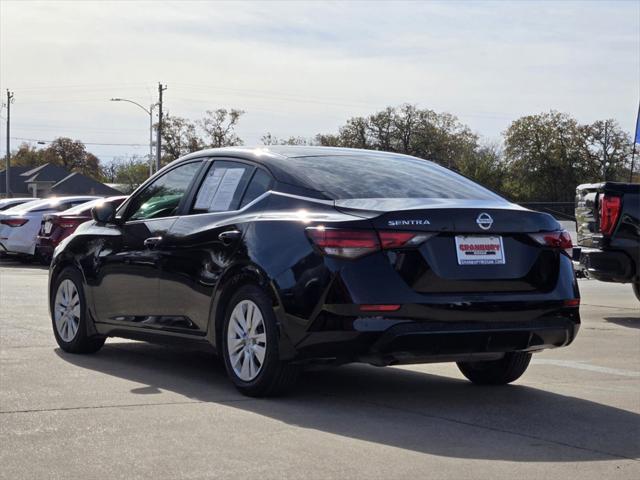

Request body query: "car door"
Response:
[90, 160, 205, 327]
[153, 160, 273, 335]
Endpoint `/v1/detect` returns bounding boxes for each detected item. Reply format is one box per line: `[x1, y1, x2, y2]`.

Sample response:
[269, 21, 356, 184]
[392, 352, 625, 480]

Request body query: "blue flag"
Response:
[636, 104, 640, 144]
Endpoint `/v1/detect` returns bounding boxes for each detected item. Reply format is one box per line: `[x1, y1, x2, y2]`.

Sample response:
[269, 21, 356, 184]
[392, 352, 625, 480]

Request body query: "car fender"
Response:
[206, 261, 296, 359]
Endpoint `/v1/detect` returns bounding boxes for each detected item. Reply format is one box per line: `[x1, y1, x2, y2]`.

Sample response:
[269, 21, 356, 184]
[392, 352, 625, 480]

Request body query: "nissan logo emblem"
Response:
[476, 212, 493, 230]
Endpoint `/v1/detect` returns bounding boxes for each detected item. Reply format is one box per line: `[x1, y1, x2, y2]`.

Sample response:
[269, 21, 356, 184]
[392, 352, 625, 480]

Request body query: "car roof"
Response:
[177, 146, 418, 188]
[56, 196, 127, 216]
[3, 196, 101, 214]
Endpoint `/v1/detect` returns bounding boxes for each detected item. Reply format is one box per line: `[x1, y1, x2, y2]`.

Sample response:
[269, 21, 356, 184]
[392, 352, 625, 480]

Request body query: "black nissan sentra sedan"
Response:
[49, 146, 580, 396]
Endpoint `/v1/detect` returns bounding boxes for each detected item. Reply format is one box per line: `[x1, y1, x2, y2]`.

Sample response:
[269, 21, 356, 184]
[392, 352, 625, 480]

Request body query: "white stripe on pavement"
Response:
[532, 359, 640, 378]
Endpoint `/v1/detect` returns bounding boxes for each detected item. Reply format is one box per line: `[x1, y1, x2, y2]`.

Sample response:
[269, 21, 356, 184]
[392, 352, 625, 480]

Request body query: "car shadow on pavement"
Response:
[55, 341, 640, 463]
[604, 316, 640, 329]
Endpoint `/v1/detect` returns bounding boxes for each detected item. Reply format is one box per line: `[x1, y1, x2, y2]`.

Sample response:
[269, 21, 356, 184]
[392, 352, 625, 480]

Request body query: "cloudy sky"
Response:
[1, 0, 638, 163]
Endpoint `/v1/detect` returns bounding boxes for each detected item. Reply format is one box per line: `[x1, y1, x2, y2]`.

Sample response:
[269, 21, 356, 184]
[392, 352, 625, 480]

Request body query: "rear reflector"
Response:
[564, 299, 580, 307]
[307, 227, 432, 259]
[379, 231, 434, 248]
[599, 195, 621, 236]
[57, 217, 83, 229]
[359, 304, 401, 312]
[0, 218, 28, 227]
[529, 230, 573, 257]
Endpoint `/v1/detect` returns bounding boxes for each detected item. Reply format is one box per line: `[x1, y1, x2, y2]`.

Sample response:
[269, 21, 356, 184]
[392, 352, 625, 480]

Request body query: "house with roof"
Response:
[0, 163, 122, 198]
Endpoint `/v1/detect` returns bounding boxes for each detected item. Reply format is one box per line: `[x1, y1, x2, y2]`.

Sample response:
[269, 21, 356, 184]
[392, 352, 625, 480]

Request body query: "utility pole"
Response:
[630, 102, 639, 182]
[156, 83, 167, 172]
[5, 90, 14, 199]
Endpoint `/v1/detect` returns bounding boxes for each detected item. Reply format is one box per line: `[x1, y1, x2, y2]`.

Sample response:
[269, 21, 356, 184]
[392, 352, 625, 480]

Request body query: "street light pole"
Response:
[5, 90, 14, 198]
[110, 97, 157, 176]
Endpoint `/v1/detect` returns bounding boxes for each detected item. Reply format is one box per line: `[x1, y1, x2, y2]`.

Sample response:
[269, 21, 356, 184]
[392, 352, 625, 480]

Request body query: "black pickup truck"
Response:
[576, 182, 640, 300]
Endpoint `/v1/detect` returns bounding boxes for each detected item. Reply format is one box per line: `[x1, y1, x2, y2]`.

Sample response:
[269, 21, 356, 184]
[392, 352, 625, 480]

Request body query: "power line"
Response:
[10, 136, 147, 147]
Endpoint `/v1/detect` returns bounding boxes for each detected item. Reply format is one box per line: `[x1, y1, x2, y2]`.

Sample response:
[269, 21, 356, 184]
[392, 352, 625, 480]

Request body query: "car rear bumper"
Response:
[284, 305, 580, 365]
[35, 236, 56, 258]
[580, 248, 636, 283]
[362, 316, 578, 366]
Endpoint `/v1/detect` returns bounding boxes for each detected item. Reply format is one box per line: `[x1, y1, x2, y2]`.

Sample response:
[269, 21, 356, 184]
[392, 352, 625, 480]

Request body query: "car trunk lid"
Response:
[336, 198, 564, 294]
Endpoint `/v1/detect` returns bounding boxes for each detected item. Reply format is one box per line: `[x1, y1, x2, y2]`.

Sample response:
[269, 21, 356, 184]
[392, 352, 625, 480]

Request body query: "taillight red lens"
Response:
[599, 195, 621, 236]
[306, 228, 380, 259]
[307, 228, 433, 259]
[0, 218, 28, 227]
[529, 230, 573, 257]
[58, 217, 82, 229]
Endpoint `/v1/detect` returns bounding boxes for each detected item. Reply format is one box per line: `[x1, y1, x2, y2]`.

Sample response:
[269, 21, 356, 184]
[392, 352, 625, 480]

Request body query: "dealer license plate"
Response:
[455, 235, 505, 265]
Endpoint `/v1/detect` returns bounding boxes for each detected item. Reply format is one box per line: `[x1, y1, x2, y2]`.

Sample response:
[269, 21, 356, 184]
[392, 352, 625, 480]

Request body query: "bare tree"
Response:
[199, 109, 245, 148]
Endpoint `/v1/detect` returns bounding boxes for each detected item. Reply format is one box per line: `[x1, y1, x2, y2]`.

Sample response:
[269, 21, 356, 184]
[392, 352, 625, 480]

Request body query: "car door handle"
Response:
[218, 230, 242, 245]
[143, 236, 162, 249]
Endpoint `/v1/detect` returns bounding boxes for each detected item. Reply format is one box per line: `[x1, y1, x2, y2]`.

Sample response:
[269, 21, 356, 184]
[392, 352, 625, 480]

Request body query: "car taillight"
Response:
[306, 228, 431, 259]
[306, 228, 380, 259]
[0, 218, 28, 227]
[529, 230, 573, 257]
[57, 217, 82, 229]
[359, 304, 401, 312]
[599, 195, 621, 236]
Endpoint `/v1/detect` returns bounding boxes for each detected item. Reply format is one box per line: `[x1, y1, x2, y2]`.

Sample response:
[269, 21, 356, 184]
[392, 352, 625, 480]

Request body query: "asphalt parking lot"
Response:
[1, 260, 638, 480]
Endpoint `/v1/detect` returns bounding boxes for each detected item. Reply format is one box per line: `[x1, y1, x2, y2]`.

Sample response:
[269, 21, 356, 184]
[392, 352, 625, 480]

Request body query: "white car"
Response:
[0, 196, 99, 257]
[0, 198, 38, 211]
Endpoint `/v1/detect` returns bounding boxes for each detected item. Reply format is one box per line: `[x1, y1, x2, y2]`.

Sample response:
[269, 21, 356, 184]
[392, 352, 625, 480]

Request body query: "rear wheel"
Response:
[222, 285, 299, 397]
[632, 281, 640, 302]
[51, 267, 105, 354]
[457, 352, 532, 385]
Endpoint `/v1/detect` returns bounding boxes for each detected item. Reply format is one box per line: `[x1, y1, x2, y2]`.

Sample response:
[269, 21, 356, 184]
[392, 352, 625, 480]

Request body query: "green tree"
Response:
[159, 114, 204, 164]
[5, 143, 46, 168]
[581, 119, 633, 181]
[101, 157, 149, 193]
[503, 111, 595, 202]
[315, 104, 478, 170]
[39, 137, 103, 180]
[456, 143, 507, 195]
[261, 133, 309, 145]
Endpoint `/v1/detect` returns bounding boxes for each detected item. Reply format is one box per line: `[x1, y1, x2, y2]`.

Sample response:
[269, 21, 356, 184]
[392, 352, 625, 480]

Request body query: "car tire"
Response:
[222, 284, 299, 397]
[36, 251, 51, 266]
[457, 352, 532, 385]
[51, 267, 105, 354]
[633, 282, 640, 302]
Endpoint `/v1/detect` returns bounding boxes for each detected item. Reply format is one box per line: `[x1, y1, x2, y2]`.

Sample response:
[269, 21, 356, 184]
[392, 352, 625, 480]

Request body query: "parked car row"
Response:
[0, 196, 126, 263]
[0, 197, 38, 211]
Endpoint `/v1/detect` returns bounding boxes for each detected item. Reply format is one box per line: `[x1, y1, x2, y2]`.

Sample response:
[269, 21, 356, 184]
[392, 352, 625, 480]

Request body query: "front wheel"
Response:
[632, 281, 640, 302]
[457, 352, 532, 385]
[51, 267, 105, 354]
[222, 285, 299, 397]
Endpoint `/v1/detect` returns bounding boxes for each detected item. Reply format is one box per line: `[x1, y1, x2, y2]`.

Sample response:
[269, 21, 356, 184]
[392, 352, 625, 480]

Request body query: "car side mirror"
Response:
[91, 202, 116, 225]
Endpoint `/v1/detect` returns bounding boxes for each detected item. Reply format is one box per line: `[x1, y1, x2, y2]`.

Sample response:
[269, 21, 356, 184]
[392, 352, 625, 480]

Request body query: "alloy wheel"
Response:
[54, 279, 81, 342]
[226, 299, 267, 381]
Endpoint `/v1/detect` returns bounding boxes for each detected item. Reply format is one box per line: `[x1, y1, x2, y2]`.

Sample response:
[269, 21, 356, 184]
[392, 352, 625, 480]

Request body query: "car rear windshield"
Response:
[287, 154, 503, 200]
[59, 198, 104, 215]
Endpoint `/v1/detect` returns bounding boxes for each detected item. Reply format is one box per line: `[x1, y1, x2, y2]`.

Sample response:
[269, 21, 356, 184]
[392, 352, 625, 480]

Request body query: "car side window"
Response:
[192, 161, 253, 213]
[127, 161, 202, 221]
[56, 201, 89, 211]
[240, 169, 273, 208]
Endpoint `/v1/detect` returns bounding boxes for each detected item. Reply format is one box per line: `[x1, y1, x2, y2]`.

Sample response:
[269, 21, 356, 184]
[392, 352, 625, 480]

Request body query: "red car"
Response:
[36, 196, 126, 263]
